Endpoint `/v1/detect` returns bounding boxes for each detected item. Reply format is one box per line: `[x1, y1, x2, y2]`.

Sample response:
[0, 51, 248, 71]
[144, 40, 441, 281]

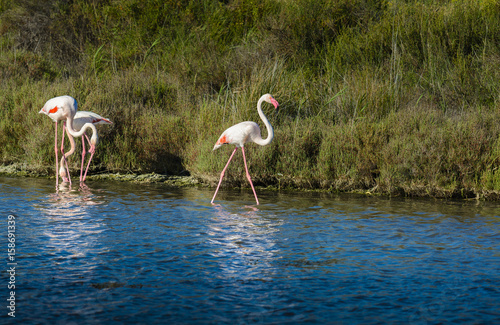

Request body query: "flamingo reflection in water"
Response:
[39, 184, 106, 258]
[209, 204, 283, 281]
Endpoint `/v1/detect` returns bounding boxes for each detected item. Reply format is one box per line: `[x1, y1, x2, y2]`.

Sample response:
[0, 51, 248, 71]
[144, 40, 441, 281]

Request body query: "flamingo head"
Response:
[263, 94, 279, 110]
[89, 133, 98, 152]
[59, 165, 69, 182]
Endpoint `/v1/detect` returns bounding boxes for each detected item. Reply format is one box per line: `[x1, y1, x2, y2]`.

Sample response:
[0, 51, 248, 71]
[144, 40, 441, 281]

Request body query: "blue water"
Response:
[0, 176, 499, 324]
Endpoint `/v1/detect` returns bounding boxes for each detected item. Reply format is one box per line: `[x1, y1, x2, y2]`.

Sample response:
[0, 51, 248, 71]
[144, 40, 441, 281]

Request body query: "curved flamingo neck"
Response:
[65, 114, 98, 144]
[254, 96, 274, 146]
[63, 126, 76, 159]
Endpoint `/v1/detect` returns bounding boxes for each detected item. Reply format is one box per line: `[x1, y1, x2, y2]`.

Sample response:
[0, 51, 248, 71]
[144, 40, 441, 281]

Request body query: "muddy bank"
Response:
[0, 164, 203, 187]
[86, 172, 202, 187]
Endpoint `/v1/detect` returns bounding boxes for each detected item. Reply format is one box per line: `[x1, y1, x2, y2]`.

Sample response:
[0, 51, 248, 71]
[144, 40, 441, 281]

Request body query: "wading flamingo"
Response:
[211, 93, 279, 205]
[39, 96, 75, 186]
[69, 111, 112, 182]
[39, 96, 98, 187]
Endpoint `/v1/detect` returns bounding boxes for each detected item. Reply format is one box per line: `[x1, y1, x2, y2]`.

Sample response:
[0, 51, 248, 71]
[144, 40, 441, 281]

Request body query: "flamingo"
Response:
[37, 98, 70, 187]
[211, 93, 279, 205]
[39, 95, 98, 187]
[69, 111, 112, 182]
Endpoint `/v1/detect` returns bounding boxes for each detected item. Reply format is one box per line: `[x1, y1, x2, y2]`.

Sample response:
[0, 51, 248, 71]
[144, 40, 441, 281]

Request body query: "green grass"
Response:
[1, 0, 500, 198]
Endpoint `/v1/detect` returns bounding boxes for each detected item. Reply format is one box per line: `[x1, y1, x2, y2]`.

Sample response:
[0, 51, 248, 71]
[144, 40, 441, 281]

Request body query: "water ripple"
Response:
[0, 177, 499, 324]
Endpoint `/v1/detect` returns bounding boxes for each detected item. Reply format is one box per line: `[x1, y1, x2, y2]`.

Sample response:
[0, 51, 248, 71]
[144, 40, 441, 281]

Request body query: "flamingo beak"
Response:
[271, 98, 279, 110]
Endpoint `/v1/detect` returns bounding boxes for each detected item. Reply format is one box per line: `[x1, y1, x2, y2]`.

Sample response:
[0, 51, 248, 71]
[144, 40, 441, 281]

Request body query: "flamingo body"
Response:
[211, 94, 279, 205]
[213, 121, 262, 149]
[39, 95, 78, 122]
[73, 111, 112, 131]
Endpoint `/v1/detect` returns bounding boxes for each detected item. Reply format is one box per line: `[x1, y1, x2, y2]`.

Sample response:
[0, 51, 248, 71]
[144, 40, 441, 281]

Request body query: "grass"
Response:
[1, 0, 500, 199]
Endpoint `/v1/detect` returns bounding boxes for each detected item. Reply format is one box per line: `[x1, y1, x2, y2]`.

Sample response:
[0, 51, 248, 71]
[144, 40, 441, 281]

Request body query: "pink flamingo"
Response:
[39, 96, 98, 187]
[211, 94, 279, 205]
[70, 111, 112, 182]
[38, 96, 71, 186]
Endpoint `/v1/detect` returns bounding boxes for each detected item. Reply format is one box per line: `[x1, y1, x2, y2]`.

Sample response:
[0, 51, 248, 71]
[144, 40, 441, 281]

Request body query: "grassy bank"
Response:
[1, 0, 500, 199]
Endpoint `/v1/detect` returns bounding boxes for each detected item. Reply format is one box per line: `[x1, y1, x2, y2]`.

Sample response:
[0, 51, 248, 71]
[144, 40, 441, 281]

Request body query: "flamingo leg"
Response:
[241, 147, 259, 205]
[81, 134, 95, 183]
[82, 150, 94, 182]
[211, 147, 238, 204]
[80, 134, 87, 182]
[54, 121, 59, 188]
[60, 123, 72, 185]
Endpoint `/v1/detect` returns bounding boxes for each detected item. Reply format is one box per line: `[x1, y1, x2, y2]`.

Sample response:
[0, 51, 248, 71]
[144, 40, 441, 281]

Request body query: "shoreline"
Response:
[0, 164, 202, 187]
[2, 164, 500, 201]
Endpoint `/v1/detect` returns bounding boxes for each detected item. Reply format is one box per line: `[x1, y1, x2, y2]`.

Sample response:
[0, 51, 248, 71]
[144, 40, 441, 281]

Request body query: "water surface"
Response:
[0, 176, 499, 324]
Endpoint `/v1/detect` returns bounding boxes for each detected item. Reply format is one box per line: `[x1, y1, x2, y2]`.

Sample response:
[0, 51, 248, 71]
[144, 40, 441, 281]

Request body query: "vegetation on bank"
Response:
[1, 0, 500, 199]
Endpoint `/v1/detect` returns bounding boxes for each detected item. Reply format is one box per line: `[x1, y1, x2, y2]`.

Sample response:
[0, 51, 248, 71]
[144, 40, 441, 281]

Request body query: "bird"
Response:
[39, 95, 76, 186]
[211, 93, 279, 205]
[39, 96, 98, 187]
[70, 111, 112, 182]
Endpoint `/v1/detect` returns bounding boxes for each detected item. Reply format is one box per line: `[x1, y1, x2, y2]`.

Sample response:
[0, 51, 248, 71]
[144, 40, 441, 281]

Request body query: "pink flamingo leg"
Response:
[211, 147, 238, 204]
[81, 137, 95, 183]
[80, 134, 87, 182]
[60, 123, 72, 185]
[54, 121, 59, 188]
[82, 150, 94, 183]
[241, 147, 259, 205]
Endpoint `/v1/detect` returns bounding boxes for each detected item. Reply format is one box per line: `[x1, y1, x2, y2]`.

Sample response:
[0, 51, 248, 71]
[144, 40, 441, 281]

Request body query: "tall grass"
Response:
[1, 0, 500, 198]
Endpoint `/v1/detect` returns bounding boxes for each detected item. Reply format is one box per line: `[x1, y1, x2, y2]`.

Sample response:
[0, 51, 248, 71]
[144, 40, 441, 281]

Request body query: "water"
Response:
[0, 176, 499, 324]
